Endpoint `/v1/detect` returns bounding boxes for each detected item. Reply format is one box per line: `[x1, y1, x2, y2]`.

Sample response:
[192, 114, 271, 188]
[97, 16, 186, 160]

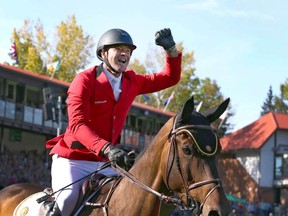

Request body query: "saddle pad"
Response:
[13, 192, 46, 216]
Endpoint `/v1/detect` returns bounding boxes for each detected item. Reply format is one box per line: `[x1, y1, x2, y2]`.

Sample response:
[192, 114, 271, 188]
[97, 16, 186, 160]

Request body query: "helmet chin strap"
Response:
[103, 56, 122, 76]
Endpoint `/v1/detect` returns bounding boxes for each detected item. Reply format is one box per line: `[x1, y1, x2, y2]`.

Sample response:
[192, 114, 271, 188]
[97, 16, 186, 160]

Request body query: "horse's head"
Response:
[162, 96, 231, 216]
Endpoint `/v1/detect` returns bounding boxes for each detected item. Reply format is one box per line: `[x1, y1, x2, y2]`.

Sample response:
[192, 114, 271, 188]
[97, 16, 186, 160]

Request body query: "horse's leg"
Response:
[0, 183, 43, 216]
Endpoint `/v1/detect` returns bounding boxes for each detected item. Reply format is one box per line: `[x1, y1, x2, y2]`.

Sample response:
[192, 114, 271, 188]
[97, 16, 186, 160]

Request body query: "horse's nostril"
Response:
[208, 210, 220, 216]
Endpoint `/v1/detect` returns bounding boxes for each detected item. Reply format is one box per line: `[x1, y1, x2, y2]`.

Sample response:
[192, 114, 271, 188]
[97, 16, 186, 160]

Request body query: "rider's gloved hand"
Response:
[155, 28, 176, 51]
[102, 143, 134, 170]
[125, 150, 136, 169]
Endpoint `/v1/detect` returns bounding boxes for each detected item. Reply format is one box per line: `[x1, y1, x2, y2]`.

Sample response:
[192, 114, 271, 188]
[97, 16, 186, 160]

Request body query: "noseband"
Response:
[165, 118, 222, 214]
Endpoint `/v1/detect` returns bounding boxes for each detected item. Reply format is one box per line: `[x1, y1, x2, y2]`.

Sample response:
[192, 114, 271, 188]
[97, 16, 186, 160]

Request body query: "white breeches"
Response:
[51, 154, 117, 216]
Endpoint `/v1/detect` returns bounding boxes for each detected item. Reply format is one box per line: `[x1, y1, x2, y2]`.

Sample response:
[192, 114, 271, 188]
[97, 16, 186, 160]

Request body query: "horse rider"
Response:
[45, 27, 182, 215]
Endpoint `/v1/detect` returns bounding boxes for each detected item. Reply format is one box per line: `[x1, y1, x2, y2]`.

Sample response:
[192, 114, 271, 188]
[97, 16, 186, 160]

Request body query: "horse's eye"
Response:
[176, 132, 188, 138]
[182, 145, 193, 155]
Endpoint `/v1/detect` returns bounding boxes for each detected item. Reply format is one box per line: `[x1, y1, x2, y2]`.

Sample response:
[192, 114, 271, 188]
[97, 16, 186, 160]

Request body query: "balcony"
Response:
[0, 99, 64, 135]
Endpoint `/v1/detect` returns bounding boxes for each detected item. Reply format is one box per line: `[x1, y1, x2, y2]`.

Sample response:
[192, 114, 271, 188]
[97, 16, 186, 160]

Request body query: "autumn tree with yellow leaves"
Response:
[10, 15, 94, 82]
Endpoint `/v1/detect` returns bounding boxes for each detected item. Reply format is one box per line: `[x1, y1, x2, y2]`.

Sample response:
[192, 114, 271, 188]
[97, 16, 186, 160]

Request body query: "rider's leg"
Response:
[51, 155, 117, 215]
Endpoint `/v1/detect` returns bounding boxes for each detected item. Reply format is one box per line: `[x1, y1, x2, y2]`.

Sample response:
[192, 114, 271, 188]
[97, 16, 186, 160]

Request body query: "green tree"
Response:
[131, 43, 227, 112]
[54, 15, 94, 81]
[129, 59, 152, 105]
[275, 79, 288, 113]
[11, 19, 49, 74]
[274, 95, 288, 113]
[274, 79, 288, 113]
[261, 86, 274, 116]
[25, 46, 44, 73]
[197, 78, 234, 136]
[280, 79, 288, 100]
[11, 15, 94, 82]
[261, 83, 288, 115]
[131, 43, 200, 111]
[197, 78, 223, 110]
[130, 43, 232, 135]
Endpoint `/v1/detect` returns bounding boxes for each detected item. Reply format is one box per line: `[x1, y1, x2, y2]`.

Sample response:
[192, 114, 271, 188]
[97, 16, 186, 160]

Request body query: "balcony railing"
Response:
[0, 99, 157, 152]
[0, 99, 62, 133]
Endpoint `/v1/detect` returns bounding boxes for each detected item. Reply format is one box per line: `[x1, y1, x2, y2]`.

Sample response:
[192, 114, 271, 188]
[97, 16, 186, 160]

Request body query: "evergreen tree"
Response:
[261, 86, 275, 116]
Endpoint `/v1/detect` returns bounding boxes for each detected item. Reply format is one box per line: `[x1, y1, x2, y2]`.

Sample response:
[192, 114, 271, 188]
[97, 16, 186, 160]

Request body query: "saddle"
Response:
[13, 174, 120, 216]
[72, 173, 120, 215]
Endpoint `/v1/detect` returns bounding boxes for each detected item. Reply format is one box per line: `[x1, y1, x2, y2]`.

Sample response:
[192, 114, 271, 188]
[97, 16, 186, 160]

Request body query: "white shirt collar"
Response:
[103, 67, 122, 83]
[103, 67, 122, 101]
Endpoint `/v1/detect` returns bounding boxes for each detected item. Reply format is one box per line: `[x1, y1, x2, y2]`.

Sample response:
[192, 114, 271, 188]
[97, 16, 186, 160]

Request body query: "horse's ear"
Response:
[181, 96, 195, 119]
[203, 98, 230, 123]
[177, 96, 194, 123]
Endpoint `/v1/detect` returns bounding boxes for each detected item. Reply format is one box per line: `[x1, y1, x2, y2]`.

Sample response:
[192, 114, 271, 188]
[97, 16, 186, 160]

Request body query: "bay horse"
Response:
[0, 96, 231, 216]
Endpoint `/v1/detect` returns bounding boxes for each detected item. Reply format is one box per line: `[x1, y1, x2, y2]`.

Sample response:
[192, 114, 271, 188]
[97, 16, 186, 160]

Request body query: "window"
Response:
[25, 87, 42, 107]
[126, 115, 136, 129]
[0, 78, 3, 98]
[275, 154, 288, 178]
[6, 81, 16, 100]
[16, 84, 25, 104]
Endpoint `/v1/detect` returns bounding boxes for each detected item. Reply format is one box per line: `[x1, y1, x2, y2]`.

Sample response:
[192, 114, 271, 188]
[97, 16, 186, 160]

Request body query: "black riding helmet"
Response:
[96, 28, 137, 61]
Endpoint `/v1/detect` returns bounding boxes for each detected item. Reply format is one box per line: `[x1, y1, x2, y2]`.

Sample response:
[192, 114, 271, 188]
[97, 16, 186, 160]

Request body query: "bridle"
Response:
[164, 116, 223, 215]
[113, 116, 223, 216]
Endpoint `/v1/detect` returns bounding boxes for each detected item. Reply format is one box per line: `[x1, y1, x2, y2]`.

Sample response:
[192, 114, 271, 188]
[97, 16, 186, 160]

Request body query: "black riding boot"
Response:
[46, 202, 62, 216]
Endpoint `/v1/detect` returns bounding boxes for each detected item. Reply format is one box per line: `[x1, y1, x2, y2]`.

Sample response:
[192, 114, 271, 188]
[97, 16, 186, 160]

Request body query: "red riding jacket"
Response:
[46, 53, 182, 162]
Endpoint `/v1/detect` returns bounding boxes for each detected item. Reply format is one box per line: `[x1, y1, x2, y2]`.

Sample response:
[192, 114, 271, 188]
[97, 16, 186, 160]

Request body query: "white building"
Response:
[220, 112, 288, 206]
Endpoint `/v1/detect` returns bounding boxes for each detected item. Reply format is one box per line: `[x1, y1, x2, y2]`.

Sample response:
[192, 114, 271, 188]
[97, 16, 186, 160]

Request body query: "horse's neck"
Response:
[132, 128, 169, 187]
[108, 126, 171, 215]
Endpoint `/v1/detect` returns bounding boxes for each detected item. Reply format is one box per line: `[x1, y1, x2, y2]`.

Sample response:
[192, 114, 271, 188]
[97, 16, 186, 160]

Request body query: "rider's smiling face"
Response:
[103, 45, 132, 76]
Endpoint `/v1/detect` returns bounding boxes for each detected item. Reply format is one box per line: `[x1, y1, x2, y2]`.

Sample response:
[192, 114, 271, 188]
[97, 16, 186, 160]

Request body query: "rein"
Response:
[112, 164, 185, 208]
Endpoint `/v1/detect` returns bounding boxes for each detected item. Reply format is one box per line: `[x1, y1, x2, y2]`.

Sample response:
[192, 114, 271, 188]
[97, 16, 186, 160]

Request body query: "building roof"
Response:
[221, 112, 288, 151]
[0, 63, 70, 87]
[132, 101, 175, 117]
[1, 63, 174, 117]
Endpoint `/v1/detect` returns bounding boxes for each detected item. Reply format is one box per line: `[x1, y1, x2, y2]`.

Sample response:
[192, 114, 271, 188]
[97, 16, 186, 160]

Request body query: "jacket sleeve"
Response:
[134, 52, 182, 94]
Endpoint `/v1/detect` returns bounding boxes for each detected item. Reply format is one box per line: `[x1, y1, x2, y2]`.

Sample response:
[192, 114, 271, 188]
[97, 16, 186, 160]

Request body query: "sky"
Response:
[1, 0, 287, 131]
